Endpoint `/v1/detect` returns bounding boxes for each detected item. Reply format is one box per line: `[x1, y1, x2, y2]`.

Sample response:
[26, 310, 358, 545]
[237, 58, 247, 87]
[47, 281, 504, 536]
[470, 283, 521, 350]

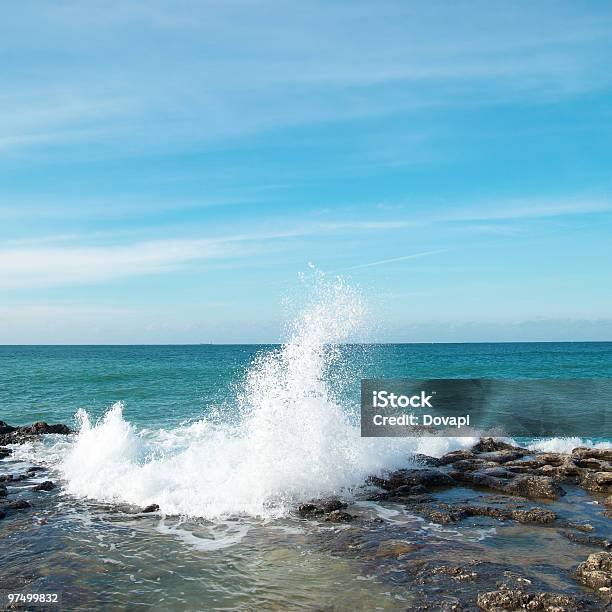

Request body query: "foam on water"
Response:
[55, 276, 474, 518]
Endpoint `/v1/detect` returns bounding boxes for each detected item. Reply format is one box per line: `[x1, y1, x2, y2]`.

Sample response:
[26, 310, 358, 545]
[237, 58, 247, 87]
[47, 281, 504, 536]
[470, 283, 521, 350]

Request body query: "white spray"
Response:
[60, 276, 474, 518]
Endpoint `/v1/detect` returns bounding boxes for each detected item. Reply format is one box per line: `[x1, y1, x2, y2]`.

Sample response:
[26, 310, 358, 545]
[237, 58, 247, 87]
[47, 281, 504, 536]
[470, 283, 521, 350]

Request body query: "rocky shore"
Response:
[297, 438, 612, 610]
[1, 422, 611, 610]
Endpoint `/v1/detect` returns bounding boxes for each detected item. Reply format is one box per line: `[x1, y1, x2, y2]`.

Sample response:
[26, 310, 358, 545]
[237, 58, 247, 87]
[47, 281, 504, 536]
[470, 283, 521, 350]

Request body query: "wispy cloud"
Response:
[0, 239, 234, 289]
[1, 2, 611, 155]
[345, 249, 447, 270]
[442, 198, 612, 222]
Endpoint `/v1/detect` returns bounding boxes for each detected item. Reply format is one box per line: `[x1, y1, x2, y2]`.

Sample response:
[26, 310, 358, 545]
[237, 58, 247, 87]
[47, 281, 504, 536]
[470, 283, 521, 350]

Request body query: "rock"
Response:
[0, 509, 5, 520]
[371, 468, 455, 491]
[142, 504, 160, 513]
[297, 499, 348, 518]
[298, 503, 322, 517]
[432, 565, 477, 581]
[575, 552, 612, 589]
[324, 510, 355, 522]
[503, 475, 566, 499]
[563, 531, 611, 549]
[320, 499, 347, 513]
[477, 450, 528, 464]
[33, 481, 56, 492]
[572, 447, 612, 462]
[0, 485, 7, 497]
[0, 421, 72, 446]
[437, 449, 476, 465]
[407, 501, 555, 526]
[606, 495, 612, 507]
[6, 500, 31, 510]
[449, 470, 564, 500]
[374, 540, 421, 558]
[472, 438, 528, 454]
[27, 466, 45, 474]
[0, 421, 16, 435]
[508, 507, 556, 524]
[477, 588, 581, 611]
[568, 522, 594, 533]
[412, 453, 442, 466]
[20, 422, 72, 436]
[580, 471, 612, 494]
[0, 447, 12, 458]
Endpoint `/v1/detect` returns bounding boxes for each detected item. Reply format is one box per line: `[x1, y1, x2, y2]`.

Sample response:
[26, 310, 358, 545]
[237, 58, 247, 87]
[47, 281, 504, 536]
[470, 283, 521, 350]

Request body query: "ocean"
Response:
[1, 292, 611, 609]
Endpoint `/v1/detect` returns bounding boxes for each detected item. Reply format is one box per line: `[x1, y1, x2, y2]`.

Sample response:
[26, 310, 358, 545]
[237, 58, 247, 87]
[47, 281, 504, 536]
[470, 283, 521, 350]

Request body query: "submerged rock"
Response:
[324, 510, 355, 523]
[6, 500, 31, 510]
[142, 503, 160, 513]
[0, 447, 12, 459]
[405, 500, 556, 526]
[563, 531, 611, 549]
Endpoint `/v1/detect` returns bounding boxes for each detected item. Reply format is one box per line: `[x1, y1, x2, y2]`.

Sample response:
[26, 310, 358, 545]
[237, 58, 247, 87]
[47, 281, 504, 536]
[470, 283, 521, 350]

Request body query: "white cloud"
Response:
[0, 239, 234, 289]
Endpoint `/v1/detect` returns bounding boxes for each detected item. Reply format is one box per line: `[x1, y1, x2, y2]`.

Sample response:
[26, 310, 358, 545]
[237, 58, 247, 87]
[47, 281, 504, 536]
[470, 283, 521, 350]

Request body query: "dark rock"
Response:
[477, 588, 581, 611]
[563, 531, 611, 549]
[0, 446, 12, 458]
[0, 421, 72, 445]
[371, 468, 455, 491]
[0, 509, 5, 520]
[575, 551, 612, 589]
[20, 422, 72, 436]
[411, 453, 442, 466]
[437, 449, 476, 465]
[33, 481, 56, 492]
[0, 485, 7, 497]
[6, 499, 31, 510]
[320, 499, 347, 513]
[142, 504, 160, 513]
[0, 421, 16, 435]
[27, 466, 45, 474]
[324, 510, 355, 522]
[472, 438, 528, 454]
[476, 450, 527, 463]
[451, 459, 500, 472]
[298, 503, 323, 517]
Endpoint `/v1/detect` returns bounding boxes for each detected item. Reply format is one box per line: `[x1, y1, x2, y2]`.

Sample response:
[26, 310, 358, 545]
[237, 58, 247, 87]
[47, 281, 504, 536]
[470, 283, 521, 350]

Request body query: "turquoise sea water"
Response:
[2, 342, 611, 429]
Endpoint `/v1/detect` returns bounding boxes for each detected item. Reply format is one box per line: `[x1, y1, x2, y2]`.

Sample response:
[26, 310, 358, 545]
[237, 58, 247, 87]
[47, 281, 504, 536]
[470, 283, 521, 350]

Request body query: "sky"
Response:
[1, 0, 611, 343]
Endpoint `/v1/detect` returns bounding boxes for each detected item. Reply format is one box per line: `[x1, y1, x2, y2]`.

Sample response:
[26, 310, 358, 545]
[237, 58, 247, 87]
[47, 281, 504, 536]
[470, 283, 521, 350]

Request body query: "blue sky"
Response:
[1, 1, 611, 343]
